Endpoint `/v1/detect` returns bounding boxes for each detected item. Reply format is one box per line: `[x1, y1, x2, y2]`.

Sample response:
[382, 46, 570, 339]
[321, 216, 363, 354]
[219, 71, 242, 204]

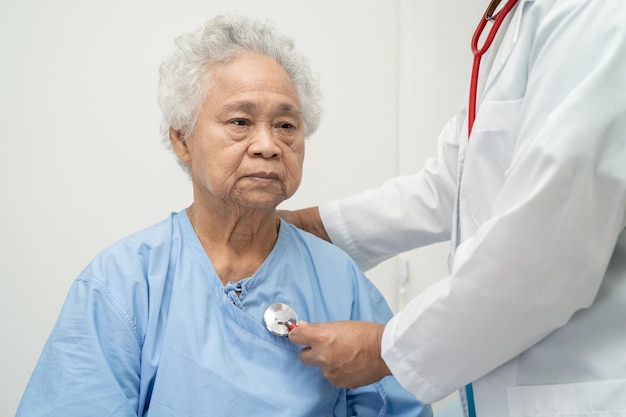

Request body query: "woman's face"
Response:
[173, 52, 305, 211]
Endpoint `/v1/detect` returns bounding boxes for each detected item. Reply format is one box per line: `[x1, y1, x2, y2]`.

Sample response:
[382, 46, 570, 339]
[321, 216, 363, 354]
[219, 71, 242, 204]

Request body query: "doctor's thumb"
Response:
[288, 320, 310, 345]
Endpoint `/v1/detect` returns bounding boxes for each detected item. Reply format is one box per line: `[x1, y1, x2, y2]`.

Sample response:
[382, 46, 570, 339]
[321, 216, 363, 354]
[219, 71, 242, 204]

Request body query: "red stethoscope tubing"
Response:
[468, 0, 520, 137]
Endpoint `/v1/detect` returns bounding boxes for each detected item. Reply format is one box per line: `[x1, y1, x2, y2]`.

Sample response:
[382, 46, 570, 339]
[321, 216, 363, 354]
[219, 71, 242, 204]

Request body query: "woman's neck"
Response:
[186, 204, 280, 285]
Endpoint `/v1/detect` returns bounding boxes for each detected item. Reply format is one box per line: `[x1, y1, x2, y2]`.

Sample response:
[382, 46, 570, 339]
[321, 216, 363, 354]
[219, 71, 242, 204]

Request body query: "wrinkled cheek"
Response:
[285, 167, 303, 199]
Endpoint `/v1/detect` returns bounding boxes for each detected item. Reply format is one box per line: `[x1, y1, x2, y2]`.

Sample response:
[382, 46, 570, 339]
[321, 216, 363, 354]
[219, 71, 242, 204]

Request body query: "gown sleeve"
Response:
[16, 274, 142, 417]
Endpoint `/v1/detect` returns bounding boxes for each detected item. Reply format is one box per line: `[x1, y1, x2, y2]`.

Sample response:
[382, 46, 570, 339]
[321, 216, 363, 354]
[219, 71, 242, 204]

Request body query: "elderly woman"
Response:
[16, 15, 429, 417]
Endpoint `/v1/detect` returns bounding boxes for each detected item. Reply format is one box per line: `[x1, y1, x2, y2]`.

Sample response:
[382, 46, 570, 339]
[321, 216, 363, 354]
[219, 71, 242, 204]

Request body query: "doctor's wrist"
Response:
[371, 323, 392, 380]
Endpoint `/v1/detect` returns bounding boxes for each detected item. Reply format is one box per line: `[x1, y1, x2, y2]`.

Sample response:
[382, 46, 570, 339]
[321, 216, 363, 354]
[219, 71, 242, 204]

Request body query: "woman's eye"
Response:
[278, 122, 295, 129]
[232, 119, 247, 126]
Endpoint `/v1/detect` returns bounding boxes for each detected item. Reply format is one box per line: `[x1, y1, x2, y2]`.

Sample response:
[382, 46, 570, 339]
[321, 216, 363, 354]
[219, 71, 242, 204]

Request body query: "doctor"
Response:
[283, 0, 626, 416]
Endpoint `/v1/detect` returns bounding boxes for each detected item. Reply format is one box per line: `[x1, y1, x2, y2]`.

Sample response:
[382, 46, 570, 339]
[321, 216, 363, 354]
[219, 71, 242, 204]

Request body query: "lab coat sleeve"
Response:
[382, 0, 626, 403]
[16, 275, 142, 417]
[319, 114, 462, 271]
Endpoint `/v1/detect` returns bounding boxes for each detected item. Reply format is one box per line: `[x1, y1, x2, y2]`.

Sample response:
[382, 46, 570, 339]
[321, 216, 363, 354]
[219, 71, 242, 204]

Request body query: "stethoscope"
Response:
[263, 302, 299, 336]
[468, 0, 520, 137]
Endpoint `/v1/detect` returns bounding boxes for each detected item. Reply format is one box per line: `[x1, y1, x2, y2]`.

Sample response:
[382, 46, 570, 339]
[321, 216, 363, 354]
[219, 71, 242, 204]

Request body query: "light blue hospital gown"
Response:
[17, 211, 430, 417]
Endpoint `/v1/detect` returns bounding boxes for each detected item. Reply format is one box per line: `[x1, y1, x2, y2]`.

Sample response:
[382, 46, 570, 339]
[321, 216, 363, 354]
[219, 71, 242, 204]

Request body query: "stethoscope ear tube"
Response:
[468, 0, 519, 136]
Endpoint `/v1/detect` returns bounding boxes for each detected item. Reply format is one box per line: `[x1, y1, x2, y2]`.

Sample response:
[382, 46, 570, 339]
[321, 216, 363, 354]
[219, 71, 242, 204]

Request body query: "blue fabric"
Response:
[17, 211, 429, 417]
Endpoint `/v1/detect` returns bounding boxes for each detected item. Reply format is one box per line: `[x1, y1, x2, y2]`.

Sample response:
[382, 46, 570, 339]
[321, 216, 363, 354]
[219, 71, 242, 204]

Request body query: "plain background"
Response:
[0, 0, 482, 415]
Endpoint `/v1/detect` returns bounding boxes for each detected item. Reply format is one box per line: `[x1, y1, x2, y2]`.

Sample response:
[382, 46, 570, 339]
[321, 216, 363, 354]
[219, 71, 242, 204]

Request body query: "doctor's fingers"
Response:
[288, 319, 350, 347]
[297, 344, 350, 387]
[291, 322, 360, 360]
[287, 320, 320, 345]
[290, 320, 375, 348]
[298, 344, 383, 389]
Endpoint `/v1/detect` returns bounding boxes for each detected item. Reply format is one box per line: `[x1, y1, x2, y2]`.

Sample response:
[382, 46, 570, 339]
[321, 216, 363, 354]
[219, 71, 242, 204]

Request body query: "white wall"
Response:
[0, 1, 481, 414]
[396, 1, 484, 305]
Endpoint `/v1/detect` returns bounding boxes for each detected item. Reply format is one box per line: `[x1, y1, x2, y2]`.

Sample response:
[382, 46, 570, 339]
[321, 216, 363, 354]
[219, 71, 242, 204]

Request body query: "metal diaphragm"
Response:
[263, 302, 299, 336]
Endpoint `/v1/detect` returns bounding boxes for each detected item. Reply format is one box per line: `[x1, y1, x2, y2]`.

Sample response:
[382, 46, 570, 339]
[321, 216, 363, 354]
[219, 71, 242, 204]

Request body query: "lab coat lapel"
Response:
[480, 0, 533, 98]
[452, 0, 533, 262]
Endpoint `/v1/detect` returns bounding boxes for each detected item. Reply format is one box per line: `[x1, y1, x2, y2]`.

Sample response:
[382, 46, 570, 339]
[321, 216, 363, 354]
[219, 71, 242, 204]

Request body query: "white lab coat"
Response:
[319, 0, 626, 416]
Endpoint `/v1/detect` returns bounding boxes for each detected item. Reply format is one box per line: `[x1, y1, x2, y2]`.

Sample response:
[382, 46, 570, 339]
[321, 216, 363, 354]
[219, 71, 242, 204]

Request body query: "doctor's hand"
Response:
[276, 207, 331, 243]
[288, 320, 392, 388]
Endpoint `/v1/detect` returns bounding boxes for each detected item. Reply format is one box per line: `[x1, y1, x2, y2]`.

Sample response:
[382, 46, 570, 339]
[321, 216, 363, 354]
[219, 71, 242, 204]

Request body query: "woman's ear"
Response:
[170, 127, 191, 163]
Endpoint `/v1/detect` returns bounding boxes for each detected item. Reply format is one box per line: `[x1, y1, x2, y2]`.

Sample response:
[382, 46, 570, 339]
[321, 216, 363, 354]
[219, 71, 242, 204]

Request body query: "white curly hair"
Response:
[157, 14, 322, 174]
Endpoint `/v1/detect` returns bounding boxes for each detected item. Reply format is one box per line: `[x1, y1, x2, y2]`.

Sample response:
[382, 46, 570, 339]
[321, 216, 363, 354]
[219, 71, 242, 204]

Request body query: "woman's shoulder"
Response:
[79, 211, 184, 286]
[278, 219, 373, 288]
[279, 219, 357, 263]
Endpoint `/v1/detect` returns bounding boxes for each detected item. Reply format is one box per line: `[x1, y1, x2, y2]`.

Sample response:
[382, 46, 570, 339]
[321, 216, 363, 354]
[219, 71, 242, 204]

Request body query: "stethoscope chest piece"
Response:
[263, 302, 299, 336]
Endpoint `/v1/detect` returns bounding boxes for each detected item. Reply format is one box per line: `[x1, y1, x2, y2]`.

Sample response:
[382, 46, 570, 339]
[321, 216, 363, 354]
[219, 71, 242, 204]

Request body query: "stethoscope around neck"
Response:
[468, 0, 520, 137]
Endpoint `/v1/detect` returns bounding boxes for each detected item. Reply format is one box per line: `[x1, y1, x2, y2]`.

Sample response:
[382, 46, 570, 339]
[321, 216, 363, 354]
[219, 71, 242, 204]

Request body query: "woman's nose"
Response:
[249, 127, 281, 158]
